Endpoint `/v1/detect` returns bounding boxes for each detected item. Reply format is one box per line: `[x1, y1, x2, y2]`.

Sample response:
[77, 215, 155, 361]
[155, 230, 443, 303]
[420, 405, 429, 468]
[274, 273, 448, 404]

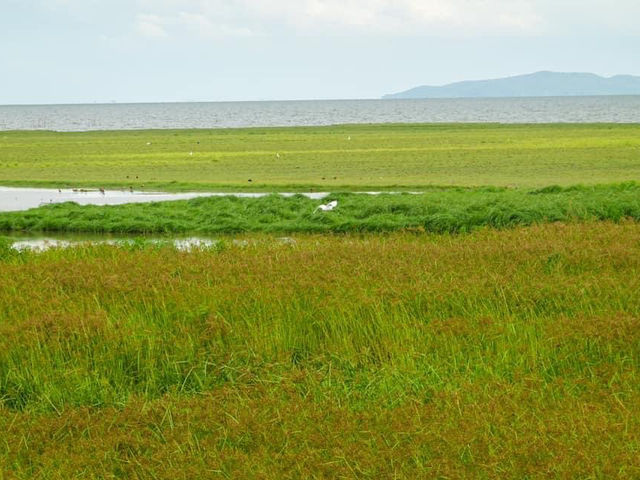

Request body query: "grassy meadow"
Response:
[1, 123, 640, 191]
[1, 222, 640, 478]
[2, 123, 640, 478]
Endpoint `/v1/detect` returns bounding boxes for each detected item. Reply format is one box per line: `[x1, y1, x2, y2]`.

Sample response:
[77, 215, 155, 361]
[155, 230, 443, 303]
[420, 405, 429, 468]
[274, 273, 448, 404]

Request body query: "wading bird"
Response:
[315, 200, 338, 212]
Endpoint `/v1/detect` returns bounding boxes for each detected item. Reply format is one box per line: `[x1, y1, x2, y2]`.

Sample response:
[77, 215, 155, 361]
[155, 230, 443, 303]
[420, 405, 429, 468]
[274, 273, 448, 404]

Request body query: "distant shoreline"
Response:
[384, 71, 640, 99]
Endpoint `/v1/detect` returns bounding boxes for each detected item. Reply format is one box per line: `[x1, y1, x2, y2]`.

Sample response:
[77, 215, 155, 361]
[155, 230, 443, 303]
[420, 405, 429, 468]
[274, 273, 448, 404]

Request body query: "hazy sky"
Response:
[2, 0, 640, 104]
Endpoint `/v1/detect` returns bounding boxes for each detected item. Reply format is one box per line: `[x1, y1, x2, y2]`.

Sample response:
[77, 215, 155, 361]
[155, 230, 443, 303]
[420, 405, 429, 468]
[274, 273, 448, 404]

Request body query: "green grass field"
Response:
[1, 123, 640, 191]
[2, 124, 640, 478]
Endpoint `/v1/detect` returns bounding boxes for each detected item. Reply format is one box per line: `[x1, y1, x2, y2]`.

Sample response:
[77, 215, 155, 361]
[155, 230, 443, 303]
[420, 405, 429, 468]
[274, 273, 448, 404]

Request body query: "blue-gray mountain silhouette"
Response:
[383, 71, 640, 99]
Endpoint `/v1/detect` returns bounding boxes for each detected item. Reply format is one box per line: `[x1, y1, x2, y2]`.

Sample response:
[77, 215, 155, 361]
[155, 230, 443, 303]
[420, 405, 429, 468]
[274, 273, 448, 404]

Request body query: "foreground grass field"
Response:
[2, 182, 639, 234]
[1, 222, 640, 478]
[1, 123, 640, 191]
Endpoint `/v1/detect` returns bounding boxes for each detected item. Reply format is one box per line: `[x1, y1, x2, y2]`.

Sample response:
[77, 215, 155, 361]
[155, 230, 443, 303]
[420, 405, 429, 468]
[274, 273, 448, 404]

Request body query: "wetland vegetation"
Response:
[1, 123, 640, 478]
[1, 182, 639, 235]
[1, 223, 640, 477]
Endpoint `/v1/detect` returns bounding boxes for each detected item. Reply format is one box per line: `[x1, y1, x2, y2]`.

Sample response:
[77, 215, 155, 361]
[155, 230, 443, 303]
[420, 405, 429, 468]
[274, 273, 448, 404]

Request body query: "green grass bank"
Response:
[1, 182, 639, 234]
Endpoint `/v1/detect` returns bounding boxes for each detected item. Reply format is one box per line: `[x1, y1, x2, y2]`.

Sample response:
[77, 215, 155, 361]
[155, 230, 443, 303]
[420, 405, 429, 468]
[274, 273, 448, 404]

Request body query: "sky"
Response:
[2, 0, 640, 104]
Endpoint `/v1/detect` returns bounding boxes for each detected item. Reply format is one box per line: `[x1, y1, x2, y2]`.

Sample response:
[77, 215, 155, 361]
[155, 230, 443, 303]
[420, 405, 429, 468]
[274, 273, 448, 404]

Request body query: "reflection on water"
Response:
[0, 187, 330, 212]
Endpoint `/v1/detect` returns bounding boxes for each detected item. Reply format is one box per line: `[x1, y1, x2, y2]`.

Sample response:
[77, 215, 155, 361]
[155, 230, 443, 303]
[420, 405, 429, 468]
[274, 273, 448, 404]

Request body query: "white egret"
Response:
[314, 200, 338, 212]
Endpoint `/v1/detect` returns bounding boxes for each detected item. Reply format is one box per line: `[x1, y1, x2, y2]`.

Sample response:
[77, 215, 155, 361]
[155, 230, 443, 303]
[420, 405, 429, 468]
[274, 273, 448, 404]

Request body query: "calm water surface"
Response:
[0, 187, 330, 212]
[1, 96, 639, 131]
[0, 187, 215, 212]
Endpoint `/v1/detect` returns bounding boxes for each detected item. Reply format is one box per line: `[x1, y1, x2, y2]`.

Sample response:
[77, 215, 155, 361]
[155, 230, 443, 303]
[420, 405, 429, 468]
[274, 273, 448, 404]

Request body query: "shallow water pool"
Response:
[0, 187, 330, 212]
[3, 232, 297, 252]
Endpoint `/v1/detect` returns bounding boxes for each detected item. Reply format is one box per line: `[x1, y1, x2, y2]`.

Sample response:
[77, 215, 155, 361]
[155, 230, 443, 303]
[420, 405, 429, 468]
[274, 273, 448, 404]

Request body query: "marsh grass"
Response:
[1, 182, 639, 235]
[1, 222, 640, 477]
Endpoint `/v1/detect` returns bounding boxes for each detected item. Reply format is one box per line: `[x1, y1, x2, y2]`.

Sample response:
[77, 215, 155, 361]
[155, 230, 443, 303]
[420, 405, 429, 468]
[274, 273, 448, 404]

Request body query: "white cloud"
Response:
[129, 0, 542, 39]
[184, 0, 543, 35]
[287, 0, 542, 33]
[28, 0, 640, 38]
[136, 14, 169, 38]
[177, 12, 253, 37]
[130, 0, 640, 39]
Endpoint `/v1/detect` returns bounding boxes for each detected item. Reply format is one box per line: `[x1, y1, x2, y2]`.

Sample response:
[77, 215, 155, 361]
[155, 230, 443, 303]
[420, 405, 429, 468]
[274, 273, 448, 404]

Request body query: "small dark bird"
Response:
[248, 179, 252, 182]
[99, 187, 105, 195]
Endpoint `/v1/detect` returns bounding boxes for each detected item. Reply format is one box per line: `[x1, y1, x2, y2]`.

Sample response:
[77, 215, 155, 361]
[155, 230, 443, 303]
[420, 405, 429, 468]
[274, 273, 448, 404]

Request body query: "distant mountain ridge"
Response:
[383, 71, 640, 99]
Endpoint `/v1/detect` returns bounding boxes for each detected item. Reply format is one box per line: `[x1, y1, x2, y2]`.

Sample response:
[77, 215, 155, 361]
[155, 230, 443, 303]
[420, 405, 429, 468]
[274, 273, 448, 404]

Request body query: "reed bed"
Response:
[1, 221, 639, 478]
